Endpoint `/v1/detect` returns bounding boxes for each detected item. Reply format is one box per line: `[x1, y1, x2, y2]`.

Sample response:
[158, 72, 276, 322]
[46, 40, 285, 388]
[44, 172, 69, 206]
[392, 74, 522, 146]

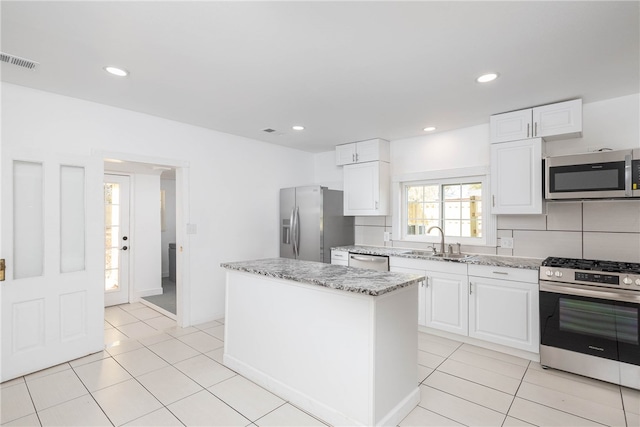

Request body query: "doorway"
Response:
[102, 154, 189, 327]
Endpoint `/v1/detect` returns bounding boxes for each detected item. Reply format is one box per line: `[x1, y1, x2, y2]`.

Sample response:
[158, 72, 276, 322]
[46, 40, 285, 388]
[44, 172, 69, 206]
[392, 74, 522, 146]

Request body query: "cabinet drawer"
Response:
[331, 250, 348, 261]
[468, 264, 538, 284]
[390, 257, 467, 275]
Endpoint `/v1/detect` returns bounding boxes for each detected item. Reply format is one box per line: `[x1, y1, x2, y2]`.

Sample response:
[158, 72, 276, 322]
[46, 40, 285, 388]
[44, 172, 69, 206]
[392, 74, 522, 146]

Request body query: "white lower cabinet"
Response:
[391, 257, 540, 354]
[468, 265, 539, 353]
[426, 272, 468, 336]
[390, 258, 468, 336]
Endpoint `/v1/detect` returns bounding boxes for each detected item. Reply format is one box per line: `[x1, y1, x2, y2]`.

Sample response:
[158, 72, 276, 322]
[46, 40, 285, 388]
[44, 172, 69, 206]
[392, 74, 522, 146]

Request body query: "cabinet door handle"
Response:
[527, 123, 530, 138]
[492, 271, 509, 275]
[352, 153, 356, 162]
[534, 122, 537, 137]
[492, 195, 496, 207]
[426, 277, 429, 287]
[469, 282, 472, 294]
[356, 153, 359, 162]
[375, 201, 379, 210]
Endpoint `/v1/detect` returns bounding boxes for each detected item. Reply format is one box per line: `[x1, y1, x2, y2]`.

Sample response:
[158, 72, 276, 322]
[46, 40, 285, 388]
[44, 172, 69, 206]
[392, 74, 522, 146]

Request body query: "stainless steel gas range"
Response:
[539, 257, 640, 390]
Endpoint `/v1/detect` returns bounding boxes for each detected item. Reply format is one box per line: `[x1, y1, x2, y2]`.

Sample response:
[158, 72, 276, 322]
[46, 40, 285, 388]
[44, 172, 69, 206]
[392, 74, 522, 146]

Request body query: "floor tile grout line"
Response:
[67, 363, 117, 427]
[512, 395, 614, 426]
[101, 348, 187, 426]
[418, 382, 511, 417]
[12, 374, 42, 426]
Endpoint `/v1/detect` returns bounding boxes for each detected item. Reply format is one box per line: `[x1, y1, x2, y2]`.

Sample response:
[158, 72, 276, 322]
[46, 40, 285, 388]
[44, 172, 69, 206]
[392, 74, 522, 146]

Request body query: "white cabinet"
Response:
[490, 138, 543, 214]
[336, 139, 390, 165]
[427, 271, 469, 336]
[468, 265, 539, 353]
[390, 258, 468, 335]
[343, 161, 390, 216]
[490, 99, 582, 143]
[330, 250, 349, 266]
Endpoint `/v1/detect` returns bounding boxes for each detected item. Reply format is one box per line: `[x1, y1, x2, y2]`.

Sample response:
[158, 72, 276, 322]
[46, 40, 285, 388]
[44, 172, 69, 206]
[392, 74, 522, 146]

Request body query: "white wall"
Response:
[390, 123, 491, 176]
[2, 83, 316, 325]
[161, 178, 177, 278]
[314, 151, 343, 190]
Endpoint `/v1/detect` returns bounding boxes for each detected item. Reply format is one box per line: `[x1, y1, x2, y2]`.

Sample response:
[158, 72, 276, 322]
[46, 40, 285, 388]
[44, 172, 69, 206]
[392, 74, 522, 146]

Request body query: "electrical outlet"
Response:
[500, 237, 514, 249]
[383, 231, 391, 242]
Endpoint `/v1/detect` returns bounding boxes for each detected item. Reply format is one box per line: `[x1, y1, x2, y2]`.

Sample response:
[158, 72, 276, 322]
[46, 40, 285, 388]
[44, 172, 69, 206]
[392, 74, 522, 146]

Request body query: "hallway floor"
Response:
[1, 303, 639, 426]
[142, 277, 177, 315]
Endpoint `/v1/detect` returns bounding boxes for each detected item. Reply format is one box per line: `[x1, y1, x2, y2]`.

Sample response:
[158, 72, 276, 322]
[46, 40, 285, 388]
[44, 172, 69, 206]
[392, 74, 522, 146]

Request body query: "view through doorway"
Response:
[103, 158, 183, 322]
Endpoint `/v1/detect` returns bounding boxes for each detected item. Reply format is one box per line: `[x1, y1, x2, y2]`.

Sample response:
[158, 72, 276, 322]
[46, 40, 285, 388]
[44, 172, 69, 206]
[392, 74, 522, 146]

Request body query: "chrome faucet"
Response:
[427, 226, 445, 255]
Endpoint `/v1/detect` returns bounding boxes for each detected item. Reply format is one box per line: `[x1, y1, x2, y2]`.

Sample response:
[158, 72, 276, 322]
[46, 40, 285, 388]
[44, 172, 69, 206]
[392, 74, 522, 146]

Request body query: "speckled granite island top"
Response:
[221, 258, 424, 296]
[332, 245, 543, 270]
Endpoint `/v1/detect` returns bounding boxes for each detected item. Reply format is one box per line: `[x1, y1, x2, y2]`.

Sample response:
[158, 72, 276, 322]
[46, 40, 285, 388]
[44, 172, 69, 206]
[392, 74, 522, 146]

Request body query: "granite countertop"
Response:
[221, 258, 424, 296]
[332, 245, 543, 271]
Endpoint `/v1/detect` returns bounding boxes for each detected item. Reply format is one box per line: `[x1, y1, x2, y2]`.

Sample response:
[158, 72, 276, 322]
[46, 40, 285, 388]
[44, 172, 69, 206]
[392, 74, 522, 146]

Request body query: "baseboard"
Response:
[419, 326, 540, 362]
[377, 387, 420, 427]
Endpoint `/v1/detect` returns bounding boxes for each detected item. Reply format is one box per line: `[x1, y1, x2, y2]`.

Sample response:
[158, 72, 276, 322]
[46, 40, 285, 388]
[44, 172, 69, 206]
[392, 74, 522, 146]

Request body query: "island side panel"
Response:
[373, 284, 420, 425]
[224, 270, 373, 425]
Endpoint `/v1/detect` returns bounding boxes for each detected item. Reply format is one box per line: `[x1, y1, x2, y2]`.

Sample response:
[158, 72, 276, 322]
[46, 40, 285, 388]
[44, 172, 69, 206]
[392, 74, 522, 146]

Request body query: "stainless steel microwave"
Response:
[545, 149, 640, 199]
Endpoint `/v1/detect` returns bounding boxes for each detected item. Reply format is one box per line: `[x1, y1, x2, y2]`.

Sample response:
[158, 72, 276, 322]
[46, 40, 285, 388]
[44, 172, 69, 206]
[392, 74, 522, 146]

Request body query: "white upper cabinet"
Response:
[490, 138, 543, 214]
[490, 99, 582, 144]
[343, 161, 389, 215]
[336, 138, 390, 165]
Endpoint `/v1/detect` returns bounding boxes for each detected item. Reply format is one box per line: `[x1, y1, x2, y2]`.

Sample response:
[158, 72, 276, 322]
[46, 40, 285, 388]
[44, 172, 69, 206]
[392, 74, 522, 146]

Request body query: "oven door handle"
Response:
[540, 281, 640, 304]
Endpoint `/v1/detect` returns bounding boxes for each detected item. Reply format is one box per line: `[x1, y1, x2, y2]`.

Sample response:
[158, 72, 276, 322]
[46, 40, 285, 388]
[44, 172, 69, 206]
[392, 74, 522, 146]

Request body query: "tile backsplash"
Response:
[353, 200, 640, 262]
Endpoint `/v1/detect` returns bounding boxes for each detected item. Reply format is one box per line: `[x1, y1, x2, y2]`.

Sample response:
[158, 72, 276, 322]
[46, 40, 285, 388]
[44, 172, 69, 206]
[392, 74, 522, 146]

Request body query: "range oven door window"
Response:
[540, 291, 640, 365]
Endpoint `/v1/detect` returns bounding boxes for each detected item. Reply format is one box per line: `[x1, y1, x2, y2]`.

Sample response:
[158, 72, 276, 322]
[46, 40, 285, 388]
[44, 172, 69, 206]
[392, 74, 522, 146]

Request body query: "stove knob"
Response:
[623, 276, 633, 285]
[554, 271, 563, 278]
[635, 279, 640, 286]
[545, 270, 553, 277]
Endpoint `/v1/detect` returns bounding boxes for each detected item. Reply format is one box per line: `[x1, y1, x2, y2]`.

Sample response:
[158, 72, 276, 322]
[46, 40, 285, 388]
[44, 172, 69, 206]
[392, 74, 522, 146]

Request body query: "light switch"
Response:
[383, 231, 391, 242]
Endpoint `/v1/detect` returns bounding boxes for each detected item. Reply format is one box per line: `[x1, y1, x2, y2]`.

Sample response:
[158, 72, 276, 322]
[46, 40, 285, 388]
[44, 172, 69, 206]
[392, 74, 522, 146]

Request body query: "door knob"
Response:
[123, 236, 128, 241]
[121, 246, 128, 251]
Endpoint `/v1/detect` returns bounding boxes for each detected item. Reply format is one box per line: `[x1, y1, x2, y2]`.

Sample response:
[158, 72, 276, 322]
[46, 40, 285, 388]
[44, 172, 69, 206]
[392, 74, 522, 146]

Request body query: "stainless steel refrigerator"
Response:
[280, 186, 354, 263]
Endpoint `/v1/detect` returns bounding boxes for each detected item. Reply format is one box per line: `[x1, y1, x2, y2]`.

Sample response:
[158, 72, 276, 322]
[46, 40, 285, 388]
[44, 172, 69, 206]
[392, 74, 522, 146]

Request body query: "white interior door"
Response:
[1, 150, 104, 382]
[104, 175, 130, 307]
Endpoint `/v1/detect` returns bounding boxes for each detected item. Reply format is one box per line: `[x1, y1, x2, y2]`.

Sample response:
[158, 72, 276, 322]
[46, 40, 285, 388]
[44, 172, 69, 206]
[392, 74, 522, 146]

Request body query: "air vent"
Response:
[0, 52, 39, 70]
[262, 128, 277, 133]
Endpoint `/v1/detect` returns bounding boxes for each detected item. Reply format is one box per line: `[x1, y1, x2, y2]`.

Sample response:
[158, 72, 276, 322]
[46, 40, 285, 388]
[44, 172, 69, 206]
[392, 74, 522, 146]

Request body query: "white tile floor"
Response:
[1, 303, 639, 426]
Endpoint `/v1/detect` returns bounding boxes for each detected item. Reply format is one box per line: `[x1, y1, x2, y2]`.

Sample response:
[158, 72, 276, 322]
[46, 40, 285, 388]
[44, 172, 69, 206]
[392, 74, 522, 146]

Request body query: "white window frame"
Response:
[391, 167, 496, 247]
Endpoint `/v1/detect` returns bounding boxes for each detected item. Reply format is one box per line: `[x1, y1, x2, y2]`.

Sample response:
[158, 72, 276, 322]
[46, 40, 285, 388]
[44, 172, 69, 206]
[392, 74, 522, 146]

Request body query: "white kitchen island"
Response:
[220, 258, 423, 427]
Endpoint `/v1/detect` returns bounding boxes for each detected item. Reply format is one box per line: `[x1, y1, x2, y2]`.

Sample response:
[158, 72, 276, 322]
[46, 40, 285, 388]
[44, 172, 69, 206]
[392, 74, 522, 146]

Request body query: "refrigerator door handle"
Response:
[290, 208, 297, 256]
[294, 206, 300, 257]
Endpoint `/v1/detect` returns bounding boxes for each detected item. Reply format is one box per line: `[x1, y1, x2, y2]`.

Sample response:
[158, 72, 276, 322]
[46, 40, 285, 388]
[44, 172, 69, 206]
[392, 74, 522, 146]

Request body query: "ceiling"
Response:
[2, 1, 638, 153]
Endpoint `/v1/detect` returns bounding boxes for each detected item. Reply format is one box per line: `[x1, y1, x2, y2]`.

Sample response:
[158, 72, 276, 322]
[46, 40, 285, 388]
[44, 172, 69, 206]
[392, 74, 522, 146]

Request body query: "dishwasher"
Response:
[348, 253, 389, 271]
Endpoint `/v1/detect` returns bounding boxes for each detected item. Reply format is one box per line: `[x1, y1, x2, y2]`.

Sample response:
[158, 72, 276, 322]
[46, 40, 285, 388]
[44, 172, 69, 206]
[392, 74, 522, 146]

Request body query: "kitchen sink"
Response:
[431, 253, 474, 260]
[406, 250, 474, 260]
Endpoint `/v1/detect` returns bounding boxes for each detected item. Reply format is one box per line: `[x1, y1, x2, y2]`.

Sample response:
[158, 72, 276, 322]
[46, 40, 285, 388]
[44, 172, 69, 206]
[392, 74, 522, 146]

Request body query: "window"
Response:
[402, 177, 485, 243]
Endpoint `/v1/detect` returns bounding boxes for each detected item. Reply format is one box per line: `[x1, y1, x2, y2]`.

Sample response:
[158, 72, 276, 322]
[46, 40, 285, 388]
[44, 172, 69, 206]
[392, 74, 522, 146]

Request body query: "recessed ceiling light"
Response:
[104, 66, 129, 77]
[476, 73, 498, 83]
[423, 126, 436, 132]
[292, 125, 305, 131]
